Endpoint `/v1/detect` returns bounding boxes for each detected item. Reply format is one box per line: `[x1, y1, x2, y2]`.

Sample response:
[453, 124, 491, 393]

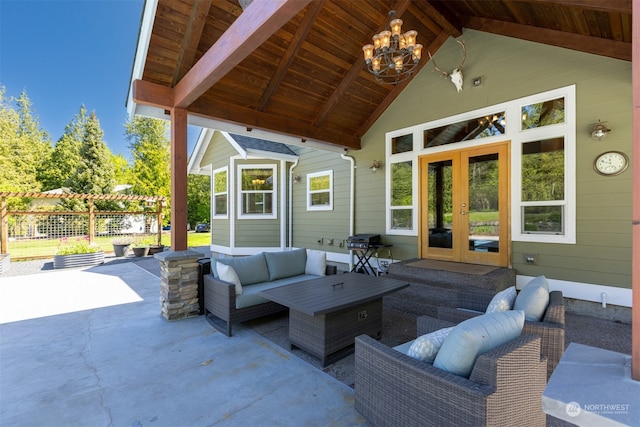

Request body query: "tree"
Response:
[0, 87, 51, 194]
[76, 111, 115, 196]
[187, 174, 210, 227]
[125, 116, 171, 219]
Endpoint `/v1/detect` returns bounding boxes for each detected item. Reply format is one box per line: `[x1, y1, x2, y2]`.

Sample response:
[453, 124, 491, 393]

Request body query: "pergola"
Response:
[128, 0, 638, 379]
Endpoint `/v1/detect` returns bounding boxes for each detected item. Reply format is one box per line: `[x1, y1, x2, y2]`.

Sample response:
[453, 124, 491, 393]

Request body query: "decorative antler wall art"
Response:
[428, 40, 466, 92]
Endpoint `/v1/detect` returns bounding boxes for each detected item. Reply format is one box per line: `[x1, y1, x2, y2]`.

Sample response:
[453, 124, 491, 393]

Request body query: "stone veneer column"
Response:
[155, 250, 203, 320]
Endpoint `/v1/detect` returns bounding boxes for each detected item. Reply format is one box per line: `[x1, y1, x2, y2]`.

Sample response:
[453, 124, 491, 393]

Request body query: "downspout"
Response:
[288, 158, 299, 249]
[341, 152, 355, 271]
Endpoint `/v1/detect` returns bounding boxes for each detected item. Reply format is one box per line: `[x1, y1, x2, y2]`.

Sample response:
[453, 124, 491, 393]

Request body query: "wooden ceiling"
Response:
[131, 0, 632, 151]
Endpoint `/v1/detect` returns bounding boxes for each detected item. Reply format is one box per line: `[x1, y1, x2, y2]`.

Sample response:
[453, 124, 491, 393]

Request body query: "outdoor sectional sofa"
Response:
[203, 248, 326, 336]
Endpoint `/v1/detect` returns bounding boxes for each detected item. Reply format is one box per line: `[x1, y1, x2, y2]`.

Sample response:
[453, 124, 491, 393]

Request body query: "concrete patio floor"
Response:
[0, 261, 369, 427]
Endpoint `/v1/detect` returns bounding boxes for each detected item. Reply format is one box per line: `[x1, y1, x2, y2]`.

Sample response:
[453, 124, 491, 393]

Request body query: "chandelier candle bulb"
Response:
[390, 19, 402, 36]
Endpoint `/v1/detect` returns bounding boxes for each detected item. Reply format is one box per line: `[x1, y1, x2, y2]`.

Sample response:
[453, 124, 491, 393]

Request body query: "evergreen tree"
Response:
[76, 111, 115, 195]
[0, 87, 50, 194]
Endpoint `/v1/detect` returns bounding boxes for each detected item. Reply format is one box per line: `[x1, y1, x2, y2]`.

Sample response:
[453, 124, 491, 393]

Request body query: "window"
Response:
[520, 138, 565, 234]
[307, 170, 333, 210]
[391, 133, 413, 154]
[213, 167, 228, 218]
[390, 161, 413, 230]
[238, 165, 276, 219]
[424, 111, 506, 148]
[521, 97, 564, 130]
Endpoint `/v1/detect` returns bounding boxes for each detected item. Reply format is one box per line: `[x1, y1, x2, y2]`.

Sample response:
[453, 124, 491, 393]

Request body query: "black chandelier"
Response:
[362, 10, 423, 85]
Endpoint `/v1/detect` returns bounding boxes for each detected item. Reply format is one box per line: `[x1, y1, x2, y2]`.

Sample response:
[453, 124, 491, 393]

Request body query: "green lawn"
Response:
[8, 231, 211, 260]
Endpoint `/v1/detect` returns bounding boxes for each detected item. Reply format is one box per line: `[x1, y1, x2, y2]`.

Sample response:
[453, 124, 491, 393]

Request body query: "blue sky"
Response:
[1, 0, 199, 158]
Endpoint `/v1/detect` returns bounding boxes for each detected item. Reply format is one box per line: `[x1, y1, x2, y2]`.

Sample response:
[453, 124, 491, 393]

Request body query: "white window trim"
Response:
[237, 164, 277, 219]
[212, 166, 228, 219]
[384, 84, 576, 244]
[306, 170, 333, 211]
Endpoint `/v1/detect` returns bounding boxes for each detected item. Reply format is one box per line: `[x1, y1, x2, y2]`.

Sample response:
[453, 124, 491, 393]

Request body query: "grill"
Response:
[346, 234, 380, 251]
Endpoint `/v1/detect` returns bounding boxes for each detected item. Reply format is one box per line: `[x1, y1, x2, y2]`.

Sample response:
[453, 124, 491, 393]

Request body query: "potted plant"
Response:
[132, 238, 151, 257]
[111, 237, 133, 257]
[54, 237, 104, 269]
[148, 242, 165, 255]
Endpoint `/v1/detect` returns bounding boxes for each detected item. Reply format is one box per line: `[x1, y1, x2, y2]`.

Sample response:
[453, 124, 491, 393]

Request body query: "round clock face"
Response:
[594, 151, 628, 176]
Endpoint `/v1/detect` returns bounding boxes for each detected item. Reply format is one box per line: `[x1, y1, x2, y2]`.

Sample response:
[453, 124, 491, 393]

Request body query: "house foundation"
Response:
[155, 250, 204, 320]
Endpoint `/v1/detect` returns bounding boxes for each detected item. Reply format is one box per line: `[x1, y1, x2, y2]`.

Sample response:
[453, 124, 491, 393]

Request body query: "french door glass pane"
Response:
[427, 160, 453, 249]
[468, 154, 499, 253]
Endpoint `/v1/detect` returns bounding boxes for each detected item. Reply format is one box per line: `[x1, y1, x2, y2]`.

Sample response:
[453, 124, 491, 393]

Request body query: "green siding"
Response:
[353, 29, 631, 289]
[290, 148, 351, 252]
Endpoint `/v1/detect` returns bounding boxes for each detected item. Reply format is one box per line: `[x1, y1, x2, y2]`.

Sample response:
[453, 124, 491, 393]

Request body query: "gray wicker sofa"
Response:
[355, 316, 547, 427]
[203, 248, 325, 336]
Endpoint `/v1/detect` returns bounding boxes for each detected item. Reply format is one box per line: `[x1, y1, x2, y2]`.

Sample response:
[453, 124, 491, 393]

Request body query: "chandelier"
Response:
[362, 10, 423, 85]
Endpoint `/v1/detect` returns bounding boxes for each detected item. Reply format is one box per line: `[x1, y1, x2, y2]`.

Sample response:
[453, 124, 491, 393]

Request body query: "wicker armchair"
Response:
[435, 287, 565, 377]
[354, 316, 547, 427]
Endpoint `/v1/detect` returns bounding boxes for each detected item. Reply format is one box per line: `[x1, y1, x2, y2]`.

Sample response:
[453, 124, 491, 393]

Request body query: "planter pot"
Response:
[132, 246, 150, 257]
[54, 252, 104, 269]
[112, 244, 131, 257]
[148, 245, 165, 255]
[0, 254, 10, 274]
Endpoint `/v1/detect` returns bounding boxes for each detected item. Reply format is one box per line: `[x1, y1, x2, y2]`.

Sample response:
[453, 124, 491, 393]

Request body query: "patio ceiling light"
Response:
[362, 10, 422, 85]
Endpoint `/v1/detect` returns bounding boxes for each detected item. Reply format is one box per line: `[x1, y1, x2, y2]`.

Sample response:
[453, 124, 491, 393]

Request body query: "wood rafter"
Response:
[523, 0, 632, 14]
[258, 0, 324, 112]
[172, 0, 212, 86]
[188, 98, 360, 149]
[173, 0, 312, 109]
[312, 0, 412, 128]
[464, 16, 632, 61]
[356, 30, 450, 137]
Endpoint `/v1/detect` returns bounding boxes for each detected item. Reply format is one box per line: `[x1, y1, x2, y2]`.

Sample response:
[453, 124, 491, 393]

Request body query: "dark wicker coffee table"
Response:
[260, 273, 409, 366]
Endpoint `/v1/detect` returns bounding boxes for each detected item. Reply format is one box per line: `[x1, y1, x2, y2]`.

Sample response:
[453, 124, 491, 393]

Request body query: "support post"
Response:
[170, 107, 189, 251]
[88, 196, 95, 244]
[1, 197, 7, 254]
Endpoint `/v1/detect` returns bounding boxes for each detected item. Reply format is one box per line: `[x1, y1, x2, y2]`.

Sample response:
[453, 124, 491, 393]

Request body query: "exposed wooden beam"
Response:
[132, 79, 174, 109]
[172, 0, 212, 86]
[421, 0, 462, 37]
[356, 30, 450, 138]
[258, 0, 324, 112]
[188, 99, 360, 150]
[631, 0, 639, 382]
[312, 0, 412, 127]
[464, 16, 631, 61]
[173, 0, 312, 109]
[524, 0, 632, 14]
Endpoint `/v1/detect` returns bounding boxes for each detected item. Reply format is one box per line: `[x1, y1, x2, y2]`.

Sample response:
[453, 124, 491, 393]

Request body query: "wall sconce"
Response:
[293, 174, 301, 183]
[590, 120, 611, 140]
[370, 160, 382, 172]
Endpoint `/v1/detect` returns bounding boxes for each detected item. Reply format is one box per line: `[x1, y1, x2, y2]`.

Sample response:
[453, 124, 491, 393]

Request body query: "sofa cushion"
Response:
[236, 274, 321, 309]
[216, 253, 269, 286]
[305, 249, 326, 276]
[513, 275, 549, 321]
[406, 327, 455, 363]
[485, 286, 517, 313]
[216, 262, 243, 295]
[264, 248, 307, 281]
[433, 310, 525, 377]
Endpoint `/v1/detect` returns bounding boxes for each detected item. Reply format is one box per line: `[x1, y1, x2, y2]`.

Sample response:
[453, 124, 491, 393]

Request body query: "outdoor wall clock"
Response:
[593, 151, 629, 176]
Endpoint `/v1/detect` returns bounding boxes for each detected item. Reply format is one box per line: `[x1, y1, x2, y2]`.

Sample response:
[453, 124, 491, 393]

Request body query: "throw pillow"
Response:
[305, 249, 326, 276]
[264, 248, 307, 281]
[407, 327, 455, 363]
[433, 310, 525, 377]
[216, 262, 243, 295]
[485, 286, 517, 313]
[513, 275, 550, 321]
